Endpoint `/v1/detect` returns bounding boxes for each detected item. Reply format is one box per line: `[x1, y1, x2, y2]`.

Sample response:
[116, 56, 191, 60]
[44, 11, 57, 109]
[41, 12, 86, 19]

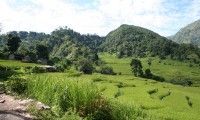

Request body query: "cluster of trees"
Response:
[0, 26, 102, 73]
[0, 33, 49, 62]
[130, 58, 165, 82]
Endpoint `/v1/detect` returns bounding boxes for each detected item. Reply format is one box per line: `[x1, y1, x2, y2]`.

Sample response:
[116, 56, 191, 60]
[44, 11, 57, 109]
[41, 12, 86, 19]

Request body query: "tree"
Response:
[147, 58, 152, 69]
[76, 59, 94, 74]
[17, 43, 29, 56]
[145, 69, 152, 79]
[7, 34, 21, 53]
[36, 44, 49, 59]
[130, 59, 143, 76]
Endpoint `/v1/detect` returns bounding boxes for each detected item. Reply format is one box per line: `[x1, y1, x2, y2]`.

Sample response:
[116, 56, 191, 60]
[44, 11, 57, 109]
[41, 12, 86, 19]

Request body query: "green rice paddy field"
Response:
[0, 59, 40, 67]
[1, 53, 200, 119]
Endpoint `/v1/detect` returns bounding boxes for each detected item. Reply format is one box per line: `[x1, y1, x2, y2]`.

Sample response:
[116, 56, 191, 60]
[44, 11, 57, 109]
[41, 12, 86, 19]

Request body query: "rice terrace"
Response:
[1, 0, 200, 120]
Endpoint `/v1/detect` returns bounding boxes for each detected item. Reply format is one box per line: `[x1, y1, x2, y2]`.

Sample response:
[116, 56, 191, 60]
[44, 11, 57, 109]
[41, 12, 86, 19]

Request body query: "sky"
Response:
[0, 0, 200, 37]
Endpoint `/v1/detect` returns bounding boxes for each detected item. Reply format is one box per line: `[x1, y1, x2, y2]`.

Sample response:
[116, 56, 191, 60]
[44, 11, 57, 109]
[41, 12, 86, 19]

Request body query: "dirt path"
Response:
[0, 94, 33, 120]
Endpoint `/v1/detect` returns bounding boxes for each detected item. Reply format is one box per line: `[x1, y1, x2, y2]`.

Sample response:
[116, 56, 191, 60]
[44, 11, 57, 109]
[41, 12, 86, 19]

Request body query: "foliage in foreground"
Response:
[14, 74, 147, 120]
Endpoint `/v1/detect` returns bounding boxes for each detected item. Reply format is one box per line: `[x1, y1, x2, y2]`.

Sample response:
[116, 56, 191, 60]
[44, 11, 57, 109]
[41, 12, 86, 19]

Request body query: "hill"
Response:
[101, 24, 200, 61]
[1, 24, 200, 64]
[170, 19, 200, 47]
[0, 28, 103, 65]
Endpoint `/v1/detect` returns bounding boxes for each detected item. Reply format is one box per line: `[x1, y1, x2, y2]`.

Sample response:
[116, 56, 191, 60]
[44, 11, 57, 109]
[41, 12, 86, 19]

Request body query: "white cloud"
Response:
[0, 0, 200, 36]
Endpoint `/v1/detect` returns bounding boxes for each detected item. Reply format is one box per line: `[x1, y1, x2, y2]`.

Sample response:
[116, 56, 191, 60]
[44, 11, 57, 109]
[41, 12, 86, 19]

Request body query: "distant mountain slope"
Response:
[101, 24, 200, 61]
[171, 19, 200, 47]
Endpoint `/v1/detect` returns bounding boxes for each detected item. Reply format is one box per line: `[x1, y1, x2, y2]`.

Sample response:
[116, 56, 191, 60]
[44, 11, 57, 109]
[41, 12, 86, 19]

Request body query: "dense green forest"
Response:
[1, 25, 200, 65]
[102, 24, 200, 62]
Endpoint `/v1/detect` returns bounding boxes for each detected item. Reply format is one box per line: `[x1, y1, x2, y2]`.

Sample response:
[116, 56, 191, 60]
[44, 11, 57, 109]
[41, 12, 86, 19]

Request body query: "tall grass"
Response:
[25, 73, 149, 119]
[111, 101, 146, 120]
[27, 74, 100, 117]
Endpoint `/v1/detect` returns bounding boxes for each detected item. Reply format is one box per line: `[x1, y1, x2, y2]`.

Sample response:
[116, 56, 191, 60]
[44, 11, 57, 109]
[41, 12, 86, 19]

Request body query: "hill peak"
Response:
[171, 19, 200, 47]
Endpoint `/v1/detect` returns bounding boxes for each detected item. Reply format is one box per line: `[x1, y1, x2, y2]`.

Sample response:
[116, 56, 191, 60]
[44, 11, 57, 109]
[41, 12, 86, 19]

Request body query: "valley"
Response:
[0, 19, 200, 120]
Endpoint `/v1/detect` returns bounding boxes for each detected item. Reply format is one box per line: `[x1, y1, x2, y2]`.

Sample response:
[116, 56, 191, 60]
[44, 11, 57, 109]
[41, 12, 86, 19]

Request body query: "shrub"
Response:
[116, 82, 124, 88]
[159, 92, 171, 100]
[147, 89, 158, 95]
[88, 95, 112, 120]
[185, 96, 192, 107]
[6, 76, 28, 94]
[145, 69, 153, 79]
[114, 89, 123, 98]
[0, 70, 19, 80]
[152, 75, 165, 82]
[116, 82, 135, 88]
[185, 96, 189, 101]
[170, 77, 193, 86]
[188, 101, 193, 107]
[76, 59, 94, 74]
[31, 66, 46, 73]
[99, 66, 116, 75]
[92, 78, 104, 82]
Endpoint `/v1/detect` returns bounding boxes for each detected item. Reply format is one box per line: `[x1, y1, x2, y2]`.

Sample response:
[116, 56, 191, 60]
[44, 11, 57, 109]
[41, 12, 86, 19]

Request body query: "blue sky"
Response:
[0, 0, 200, 36]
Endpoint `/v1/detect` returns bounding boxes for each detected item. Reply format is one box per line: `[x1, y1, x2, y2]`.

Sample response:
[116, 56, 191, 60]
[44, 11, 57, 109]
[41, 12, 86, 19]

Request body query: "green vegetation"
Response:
[159, 92, 171, 100]
[98, 66, 116, 75]
[75, 59, 94, 74]
[99, 52, 200, 86]
[4, 73, 146, 119]
[0, 22, 200, 119]
[1, 56, 200, 119]
[147, 89, 158, 95]
[0, 59, 40, 67]
[101, 24, 200, 61]
[6, 75, 28, 94]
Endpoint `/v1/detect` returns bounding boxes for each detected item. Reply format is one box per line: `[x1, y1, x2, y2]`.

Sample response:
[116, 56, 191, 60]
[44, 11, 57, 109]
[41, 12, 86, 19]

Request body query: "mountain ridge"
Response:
[1, 24, 200, 63]
[170, 19, 200, 47]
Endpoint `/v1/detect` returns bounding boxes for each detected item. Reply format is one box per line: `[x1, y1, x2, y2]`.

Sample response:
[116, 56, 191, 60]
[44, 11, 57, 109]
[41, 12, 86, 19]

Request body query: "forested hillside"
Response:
[1, 24, 200, 65]
[0, 27, 103, 69]
[170, 19, 200, 48]
[101, 24, 200, 62]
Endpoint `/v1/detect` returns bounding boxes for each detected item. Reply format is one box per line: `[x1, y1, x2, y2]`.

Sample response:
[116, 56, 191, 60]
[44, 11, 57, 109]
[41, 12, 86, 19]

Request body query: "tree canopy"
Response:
[7, 34, 21, 53]
[130, 59, 143, 77]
